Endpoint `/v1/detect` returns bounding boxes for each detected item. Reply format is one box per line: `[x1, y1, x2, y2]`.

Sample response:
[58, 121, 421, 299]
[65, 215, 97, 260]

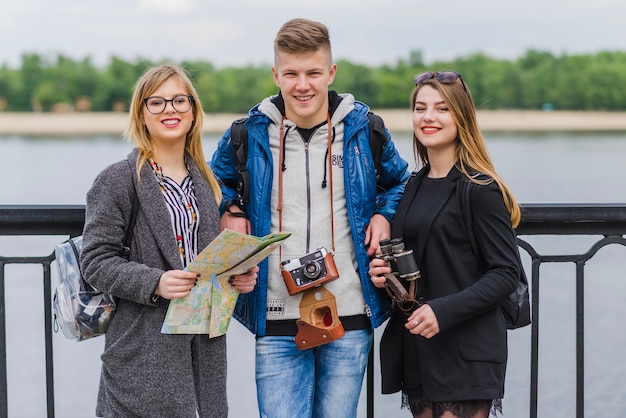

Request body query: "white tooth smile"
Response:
[297, 96, 312, 101]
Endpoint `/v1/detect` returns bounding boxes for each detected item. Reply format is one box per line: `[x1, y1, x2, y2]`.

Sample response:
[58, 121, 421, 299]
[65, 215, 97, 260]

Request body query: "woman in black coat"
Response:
[369, 71, 522, 418]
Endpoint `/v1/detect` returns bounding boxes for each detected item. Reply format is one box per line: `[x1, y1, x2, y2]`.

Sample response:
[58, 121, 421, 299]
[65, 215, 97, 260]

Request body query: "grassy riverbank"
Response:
[1, 110, 626, 135]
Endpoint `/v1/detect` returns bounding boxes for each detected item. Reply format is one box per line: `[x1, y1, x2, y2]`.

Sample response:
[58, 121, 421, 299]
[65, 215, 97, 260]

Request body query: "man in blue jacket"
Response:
[210, 18, 409, 418]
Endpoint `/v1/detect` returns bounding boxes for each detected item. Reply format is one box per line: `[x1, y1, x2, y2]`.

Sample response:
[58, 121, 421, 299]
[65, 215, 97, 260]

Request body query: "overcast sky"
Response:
[3, 0, 626, 69]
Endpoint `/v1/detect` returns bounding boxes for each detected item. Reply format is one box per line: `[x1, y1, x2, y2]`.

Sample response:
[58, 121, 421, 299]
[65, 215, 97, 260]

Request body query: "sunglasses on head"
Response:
[413, 71, 468, 92]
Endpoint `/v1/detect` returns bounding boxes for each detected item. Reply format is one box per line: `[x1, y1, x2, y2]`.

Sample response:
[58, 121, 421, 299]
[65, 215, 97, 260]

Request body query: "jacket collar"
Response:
[127, 149, 218, 270]
[392, 165, 463, 262]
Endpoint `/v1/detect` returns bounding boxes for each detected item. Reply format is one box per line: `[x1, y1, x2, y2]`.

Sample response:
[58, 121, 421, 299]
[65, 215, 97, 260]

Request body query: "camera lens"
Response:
[303, 260, 321, 279]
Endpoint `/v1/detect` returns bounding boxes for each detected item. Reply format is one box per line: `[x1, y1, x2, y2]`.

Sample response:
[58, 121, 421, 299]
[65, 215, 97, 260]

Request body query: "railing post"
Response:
[0, 262, 7, 418]
[575, 261, 585, 418]
[367, 347, 374, 418]
[530, 256, 540, 418]
[43, 258, 56, 418]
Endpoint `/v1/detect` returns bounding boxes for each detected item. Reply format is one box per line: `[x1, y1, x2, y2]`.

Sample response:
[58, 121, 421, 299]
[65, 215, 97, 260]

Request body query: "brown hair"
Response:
[125, 63, 222, 204]
[274, 18, 332, 62]
[410, 74, 521, 227]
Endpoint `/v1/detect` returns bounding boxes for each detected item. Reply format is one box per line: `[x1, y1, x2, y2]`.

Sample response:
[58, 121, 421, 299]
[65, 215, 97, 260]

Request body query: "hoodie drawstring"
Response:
[277, 113, 335, 254]
[321, 123, 336, 189]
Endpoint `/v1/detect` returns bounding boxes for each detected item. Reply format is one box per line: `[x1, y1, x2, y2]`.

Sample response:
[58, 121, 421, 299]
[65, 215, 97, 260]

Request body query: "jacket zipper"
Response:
[304, 140, 311, 254]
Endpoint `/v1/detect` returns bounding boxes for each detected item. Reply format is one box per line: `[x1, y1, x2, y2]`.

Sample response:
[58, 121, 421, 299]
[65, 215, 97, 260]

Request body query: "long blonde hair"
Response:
[125, 63, 222, 204]
[410, 74, 521, 227]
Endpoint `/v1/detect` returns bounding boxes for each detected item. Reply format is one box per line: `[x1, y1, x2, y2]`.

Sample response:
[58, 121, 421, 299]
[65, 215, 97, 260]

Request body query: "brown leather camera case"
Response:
[294, 287, 345, 350]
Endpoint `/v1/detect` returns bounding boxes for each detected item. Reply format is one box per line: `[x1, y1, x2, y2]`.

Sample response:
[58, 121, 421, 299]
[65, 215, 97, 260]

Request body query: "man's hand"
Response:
[365, 214, 390, 257]
[220, 205, 250, 234]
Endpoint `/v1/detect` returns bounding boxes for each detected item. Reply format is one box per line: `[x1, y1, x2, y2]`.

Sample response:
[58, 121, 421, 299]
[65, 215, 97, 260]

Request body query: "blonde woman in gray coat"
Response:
[80, 64, 258, 418]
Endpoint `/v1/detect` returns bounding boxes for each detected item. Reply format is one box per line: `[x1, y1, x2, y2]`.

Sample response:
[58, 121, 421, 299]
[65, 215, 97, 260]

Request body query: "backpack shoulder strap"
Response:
[230, 117, 249, 172]
[229, 117, 250, 205]
[459, 176, 529, 329]
[76, 186, 138, 292]
[366, 111, 388, 168]
[458, 175, 485, 268]
[121, 187, 139, 258]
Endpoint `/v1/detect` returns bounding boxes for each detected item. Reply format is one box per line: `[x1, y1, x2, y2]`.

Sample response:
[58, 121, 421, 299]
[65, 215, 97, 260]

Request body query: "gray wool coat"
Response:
[81, 149, 227, 418]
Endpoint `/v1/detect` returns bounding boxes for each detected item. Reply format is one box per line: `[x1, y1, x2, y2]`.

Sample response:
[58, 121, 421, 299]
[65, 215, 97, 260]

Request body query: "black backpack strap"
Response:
[459, 174, 530, 329]
[230, 117, 250, 206]
[367, 112, 389, 169]
[121, 188, 139, 258]
[68, 236, 96, 292]
[458, 175, 486, 269]
[77, 187, 138, 293]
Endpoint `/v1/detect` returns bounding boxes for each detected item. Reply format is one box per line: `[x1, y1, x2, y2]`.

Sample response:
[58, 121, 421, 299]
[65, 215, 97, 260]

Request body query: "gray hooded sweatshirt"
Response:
[258, 93, 367, 322]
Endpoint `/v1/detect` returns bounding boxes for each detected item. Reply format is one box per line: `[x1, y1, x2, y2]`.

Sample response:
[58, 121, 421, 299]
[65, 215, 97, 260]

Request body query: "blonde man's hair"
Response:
[274, 18, 332, 63]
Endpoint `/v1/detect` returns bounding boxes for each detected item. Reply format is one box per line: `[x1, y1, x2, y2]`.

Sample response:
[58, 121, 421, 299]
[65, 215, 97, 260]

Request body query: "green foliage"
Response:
[333, 60, 380, 106]
[1, 50, 626, 112]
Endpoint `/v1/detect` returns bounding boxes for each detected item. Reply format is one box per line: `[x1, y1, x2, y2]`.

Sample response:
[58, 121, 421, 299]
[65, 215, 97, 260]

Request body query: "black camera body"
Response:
[281, 247, 339, 295]
[377, 238, 421, 304]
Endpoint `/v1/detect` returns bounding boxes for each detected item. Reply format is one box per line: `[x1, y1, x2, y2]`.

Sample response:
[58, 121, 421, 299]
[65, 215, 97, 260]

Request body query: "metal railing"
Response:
[0, 206, 84, 418]
[1, 204, 626, 418]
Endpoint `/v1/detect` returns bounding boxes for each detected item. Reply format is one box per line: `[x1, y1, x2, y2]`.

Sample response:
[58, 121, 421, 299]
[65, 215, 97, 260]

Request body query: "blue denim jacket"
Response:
[210, 100, 410, 336]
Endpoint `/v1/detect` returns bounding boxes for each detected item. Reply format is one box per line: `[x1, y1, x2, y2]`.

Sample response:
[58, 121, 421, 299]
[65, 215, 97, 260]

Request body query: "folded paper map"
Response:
[161, 229, 290, 337]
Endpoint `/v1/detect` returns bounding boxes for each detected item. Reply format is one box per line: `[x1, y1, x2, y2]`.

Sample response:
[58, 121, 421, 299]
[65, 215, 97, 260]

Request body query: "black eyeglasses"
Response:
[413, 71, 468, 92]
[143, 95, 194, 114]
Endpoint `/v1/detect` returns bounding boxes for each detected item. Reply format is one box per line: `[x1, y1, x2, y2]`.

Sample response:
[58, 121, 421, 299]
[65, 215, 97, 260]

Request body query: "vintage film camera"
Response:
[377, 238, 421, 303]
[280, 247, 339, 295]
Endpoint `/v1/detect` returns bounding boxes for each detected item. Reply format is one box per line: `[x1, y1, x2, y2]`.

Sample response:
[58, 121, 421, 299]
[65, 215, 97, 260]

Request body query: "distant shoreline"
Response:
[1, 110, 626, 135]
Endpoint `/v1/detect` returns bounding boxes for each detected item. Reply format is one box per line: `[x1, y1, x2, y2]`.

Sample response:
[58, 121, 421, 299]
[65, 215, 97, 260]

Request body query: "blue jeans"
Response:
[255, 329, 373, 418]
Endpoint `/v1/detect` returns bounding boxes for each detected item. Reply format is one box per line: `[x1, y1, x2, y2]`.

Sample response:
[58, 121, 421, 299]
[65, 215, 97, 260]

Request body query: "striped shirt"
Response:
[149, 159, 199, 268]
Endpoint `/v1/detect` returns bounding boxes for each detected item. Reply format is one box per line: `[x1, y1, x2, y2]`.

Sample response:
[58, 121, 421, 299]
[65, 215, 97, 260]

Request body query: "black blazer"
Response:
[381, 165, 519, 400]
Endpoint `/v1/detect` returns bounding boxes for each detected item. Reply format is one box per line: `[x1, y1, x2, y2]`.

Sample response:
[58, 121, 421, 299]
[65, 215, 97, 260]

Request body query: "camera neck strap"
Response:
[277, 113, 336, 262]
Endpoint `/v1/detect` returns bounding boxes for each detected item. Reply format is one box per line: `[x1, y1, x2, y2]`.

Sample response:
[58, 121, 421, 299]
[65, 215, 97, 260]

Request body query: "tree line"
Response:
[1, 49, 626, 113]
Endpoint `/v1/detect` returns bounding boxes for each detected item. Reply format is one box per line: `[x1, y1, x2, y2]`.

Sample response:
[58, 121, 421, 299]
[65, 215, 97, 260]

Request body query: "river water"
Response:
[1, 131, 626, 417]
